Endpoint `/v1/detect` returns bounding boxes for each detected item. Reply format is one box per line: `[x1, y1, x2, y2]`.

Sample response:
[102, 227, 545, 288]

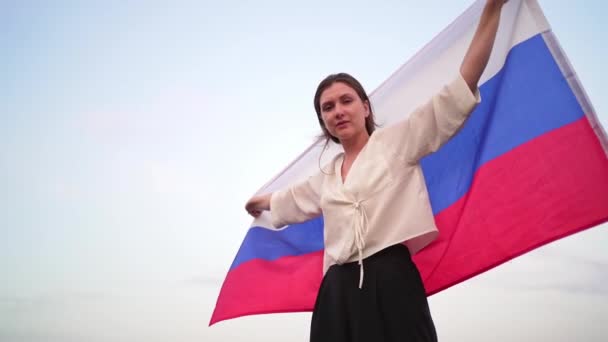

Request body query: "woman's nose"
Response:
[334, 104, 345, 118]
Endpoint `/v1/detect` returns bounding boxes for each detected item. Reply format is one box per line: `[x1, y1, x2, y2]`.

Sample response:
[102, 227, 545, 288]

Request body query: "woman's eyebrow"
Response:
[322, 93, 354, 107]
[321, 99, 335, 107]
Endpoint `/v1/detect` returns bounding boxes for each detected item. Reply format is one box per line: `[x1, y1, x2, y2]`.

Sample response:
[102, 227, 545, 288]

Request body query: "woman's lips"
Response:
[336, 121, 349, 129]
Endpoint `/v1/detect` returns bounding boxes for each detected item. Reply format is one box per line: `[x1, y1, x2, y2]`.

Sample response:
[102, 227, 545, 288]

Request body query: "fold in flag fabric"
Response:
[211, 0, 608, 325]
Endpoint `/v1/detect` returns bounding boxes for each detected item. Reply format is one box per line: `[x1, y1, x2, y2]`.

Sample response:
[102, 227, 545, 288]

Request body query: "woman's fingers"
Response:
[245, 197, 262, 217]
[245, 194, 270, 217]
[245, 197, 258, 212]
[247, 209, 261, 218]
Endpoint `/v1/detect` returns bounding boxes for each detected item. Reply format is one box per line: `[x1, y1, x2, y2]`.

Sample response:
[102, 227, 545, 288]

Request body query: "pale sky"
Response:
[1, 1, 607, 341]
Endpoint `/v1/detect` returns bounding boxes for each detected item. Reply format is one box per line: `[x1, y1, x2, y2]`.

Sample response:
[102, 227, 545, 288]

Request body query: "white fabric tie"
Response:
[352, 200, 369, 289]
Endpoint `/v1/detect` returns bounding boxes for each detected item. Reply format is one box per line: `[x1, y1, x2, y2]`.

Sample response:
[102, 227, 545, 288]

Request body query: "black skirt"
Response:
[310, 244, 437, 342]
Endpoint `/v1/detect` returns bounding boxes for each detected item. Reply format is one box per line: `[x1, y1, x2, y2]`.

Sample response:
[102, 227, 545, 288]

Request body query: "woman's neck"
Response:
[341, 133, 369, 161]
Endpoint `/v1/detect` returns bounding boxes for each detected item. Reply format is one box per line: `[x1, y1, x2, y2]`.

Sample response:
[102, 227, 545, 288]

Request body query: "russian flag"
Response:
[210, 0, 608, 325]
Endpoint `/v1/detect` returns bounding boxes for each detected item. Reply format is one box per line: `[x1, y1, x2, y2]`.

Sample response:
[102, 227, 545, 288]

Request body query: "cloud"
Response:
[0, 291, 117, 309]
[481, 250, 608, 296]
[185, 274, 223, 287]
[0, 289, 210, 341]
[520, 255, 608, 295]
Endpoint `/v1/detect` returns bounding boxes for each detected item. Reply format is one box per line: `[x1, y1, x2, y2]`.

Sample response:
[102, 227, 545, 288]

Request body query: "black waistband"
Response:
[368, 243, 411, 260]
[338, 244, 411, 267]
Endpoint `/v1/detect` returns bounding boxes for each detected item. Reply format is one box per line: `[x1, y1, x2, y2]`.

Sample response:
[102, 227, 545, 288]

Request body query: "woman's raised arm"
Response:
[460, 0, 508, 92]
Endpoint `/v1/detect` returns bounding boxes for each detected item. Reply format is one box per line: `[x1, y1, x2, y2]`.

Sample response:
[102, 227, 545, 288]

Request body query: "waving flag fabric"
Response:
[211, 0, 608, 325]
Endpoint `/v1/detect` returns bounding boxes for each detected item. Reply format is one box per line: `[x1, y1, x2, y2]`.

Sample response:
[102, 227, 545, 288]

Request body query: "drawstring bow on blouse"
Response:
[352, 200, 369, 289]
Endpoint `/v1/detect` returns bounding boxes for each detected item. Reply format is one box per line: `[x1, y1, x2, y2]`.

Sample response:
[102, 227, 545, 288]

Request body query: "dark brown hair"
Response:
[313, 73, 378, 144]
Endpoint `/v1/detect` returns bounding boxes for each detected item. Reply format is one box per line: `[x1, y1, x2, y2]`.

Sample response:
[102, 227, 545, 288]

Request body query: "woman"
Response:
[245, 1, 508, 341]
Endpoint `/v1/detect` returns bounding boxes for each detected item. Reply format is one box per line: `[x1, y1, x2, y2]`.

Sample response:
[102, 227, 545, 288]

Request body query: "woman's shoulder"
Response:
[367, 124, 400, 152]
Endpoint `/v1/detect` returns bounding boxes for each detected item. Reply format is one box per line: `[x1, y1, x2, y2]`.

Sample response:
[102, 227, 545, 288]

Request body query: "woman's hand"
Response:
[245, 193, 272, 218]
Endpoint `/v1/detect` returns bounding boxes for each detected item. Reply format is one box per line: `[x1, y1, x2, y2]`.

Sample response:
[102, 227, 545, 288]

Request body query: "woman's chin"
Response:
[334, 132, 351, 142]
[333, 127, 353, 139]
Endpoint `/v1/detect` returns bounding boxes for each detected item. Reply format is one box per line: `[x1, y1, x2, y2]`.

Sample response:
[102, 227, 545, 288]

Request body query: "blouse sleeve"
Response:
[269, 171, 324, 228]
[376, 73, 481, 163]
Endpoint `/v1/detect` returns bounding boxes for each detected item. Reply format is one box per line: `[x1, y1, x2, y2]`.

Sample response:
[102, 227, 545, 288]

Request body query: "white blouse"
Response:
[270, 74, 481, 288]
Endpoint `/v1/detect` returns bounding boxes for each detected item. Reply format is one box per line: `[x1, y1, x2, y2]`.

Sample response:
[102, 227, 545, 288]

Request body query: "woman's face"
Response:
[319, 82, 370, 143]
